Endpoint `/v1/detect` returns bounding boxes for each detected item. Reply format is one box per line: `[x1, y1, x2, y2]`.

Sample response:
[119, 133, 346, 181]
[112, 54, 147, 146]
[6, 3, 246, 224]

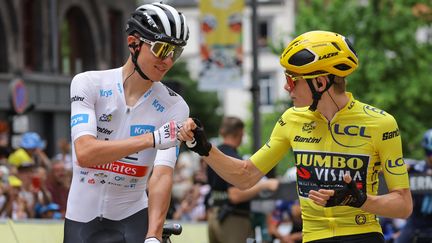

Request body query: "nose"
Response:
[284, 83, 293, 93]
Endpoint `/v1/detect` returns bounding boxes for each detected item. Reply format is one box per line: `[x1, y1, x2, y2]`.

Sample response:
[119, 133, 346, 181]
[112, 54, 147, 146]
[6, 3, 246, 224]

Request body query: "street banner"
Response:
[198, 0, 244, 90]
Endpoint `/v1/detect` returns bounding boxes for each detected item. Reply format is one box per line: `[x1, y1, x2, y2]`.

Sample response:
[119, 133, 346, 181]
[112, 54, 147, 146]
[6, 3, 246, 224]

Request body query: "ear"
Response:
[315, 76, 327, 90]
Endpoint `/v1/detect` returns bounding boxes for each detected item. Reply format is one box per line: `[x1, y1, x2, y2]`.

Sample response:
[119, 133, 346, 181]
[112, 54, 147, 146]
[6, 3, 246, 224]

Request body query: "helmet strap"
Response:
[306, 75, 335, 111]
[130, 42, 152, 81]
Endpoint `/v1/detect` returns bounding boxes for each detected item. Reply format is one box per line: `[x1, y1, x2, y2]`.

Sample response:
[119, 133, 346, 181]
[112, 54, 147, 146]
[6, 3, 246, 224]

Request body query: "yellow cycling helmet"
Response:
[280, 30, 358, 77]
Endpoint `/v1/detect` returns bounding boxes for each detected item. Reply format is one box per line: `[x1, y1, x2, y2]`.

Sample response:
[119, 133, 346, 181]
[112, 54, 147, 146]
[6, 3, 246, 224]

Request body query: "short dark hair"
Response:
[219, 116, 244, 137]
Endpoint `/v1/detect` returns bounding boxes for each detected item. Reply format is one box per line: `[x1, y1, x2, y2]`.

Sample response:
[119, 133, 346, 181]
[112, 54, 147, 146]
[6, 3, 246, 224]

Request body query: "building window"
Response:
[109, 9, 123, 68]
[60, 7, 96, 75]
[258, 18, 272, 50]
[23, 0, 43, 72]
[259, 74, 275, 106]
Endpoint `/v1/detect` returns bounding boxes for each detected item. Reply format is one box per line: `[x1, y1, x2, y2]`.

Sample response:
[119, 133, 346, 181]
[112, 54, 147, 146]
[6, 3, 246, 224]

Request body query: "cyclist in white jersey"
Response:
[64, 3, 190, 243]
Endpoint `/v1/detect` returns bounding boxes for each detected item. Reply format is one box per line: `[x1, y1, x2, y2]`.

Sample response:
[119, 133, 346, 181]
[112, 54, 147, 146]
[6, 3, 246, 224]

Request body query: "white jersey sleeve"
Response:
[154, 91, 190, 168]
[70, 72, 98, 141]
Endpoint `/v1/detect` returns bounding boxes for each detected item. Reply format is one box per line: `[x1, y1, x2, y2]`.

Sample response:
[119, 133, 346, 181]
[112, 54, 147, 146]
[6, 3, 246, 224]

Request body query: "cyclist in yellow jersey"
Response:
[178, 30, 412, 243]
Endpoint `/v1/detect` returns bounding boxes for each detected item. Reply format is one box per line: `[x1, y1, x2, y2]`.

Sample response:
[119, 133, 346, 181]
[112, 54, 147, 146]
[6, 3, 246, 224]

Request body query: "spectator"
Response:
[267, 200, 302, 243]
[396, 129, 432, 243]
[206, 116, 279, 243]
[8, 132, 51, 169]
[53, 138, 73, 171]
[46, 160, 70, 217]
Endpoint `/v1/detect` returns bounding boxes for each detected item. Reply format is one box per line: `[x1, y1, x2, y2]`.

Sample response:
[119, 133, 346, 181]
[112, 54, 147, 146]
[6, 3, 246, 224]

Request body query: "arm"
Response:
[204, 148, 264, 190]
[361, 188, 412, 218]
[228, 178, 279, 204]
[146, 165, 174, 240]
[74, 134, 154, 167]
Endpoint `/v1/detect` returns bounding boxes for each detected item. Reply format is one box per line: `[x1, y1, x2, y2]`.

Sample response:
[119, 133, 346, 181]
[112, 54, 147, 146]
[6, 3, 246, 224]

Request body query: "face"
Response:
[284, 77, 313, 108]
[129, 36, 182, 81]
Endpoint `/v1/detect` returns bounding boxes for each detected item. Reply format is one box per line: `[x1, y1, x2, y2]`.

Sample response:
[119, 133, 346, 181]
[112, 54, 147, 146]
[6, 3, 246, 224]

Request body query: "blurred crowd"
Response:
[0, 121, 71, 220]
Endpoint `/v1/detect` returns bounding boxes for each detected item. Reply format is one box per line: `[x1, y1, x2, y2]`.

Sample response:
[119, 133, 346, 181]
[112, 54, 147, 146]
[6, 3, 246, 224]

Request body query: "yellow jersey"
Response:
[250, 93, 409, 242]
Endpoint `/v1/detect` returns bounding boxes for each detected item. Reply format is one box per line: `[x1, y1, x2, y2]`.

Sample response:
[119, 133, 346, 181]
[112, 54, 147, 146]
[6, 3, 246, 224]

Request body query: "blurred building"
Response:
[0, 0, 135, 155]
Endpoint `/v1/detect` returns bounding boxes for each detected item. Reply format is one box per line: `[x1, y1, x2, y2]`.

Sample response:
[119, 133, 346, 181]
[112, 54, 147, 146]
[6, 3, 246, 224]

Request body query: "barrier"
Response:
[0, 219, 208, 243]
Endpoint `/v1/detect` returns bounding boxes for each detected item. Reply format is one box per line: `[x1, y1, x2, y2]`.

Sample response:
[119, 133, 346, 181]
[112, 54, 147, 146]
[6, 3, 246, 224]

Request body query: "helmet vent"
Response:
[331, 42, 341, 51]
[347, 56, 357, 65]
[334, 64, 351, 71]
[288, 49, 315, 66]
[344, 38, 358, 57]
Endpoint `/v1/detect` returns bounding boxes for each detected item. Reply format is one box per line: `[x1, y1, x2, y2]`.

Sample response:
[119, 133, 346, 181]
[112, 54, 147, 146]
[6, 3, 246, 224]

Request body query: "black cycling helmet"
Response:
[126, 2, 189, 47]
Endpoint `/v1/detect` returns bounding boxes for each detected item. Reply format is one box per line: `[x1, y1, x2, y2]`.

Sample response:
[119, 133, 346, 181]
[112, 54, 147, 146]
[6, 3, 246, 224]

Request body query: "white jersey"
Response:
[66, 67, 189, 222]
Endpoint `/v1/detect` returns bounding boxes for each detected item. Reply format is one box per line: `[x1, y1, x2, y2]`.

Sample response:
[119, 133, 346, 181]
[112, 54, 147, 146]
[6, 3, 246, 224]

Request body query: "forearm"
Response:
[75, 134, 153, 167]
[205, 147, 264, 190]
[147, 166, 173, 240]
[361, 188, 412, 218]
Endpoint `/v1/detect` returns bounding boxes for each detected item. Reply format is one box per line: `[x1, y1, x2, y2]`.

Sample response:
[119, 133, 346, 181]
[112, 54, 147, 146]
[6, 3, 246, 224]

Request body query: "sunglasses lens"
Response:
[285, 74, 296, 91]
[150, 41, 183, 61]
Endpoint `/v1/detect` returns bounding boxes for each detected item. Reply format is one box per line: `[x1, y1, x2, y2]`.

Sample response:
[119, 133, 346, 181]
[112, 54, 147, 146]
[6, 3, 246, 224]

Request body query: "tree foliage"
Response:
[164, 61, 222, 138]
[272, 0, 432, 159]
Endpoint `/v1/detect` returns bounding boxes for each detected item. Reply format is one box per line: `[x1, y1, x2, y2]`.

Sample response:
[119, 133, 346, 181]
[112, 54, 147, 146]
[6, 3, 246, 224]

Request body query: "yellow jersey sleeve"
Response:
[374, 114, 409, 190]
[250, 111, 292, 174]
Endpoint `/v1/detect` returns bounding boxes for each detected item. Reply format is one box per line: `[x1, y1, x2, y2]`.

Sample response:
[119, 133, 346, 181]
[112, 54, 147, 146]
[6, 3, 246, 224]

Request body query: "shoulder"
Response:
[279, 106, 316, 125]
[152, 82, 189, 108]
[71, 68, 120, 88]
[352, 100, 396, 122]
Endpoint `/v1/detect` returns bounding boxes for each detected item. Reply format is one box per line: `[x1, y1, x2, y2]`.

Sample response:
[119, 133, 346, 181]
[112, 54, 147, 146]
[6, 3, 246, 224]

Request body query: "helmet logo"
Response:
[143, 12, 158, 30]
[318, 52, 338, 60]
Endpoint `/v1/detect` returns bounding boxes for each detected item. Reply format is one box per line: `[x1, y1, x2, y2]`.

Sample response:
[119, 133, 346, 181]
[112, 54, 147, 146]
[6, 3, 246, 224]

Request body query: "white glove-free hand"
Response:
[152, 121, 181, 150]
[144, 237, 161, 243]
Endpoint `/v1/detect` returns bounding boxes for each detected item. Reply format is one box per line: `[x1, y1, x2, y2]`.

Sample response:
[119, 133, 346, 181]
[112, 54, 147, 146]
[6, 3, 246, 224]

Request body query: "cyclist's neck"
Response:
[317, 92, 349, 121]
[122, 65, 153, 107]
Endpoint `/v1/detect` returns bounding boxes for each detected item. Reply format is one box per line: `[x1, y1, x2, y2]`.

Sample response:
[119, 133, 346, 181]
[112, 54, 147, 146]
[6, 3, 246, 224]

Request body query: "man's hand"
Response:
[308, 174, 367, 208]
[144, 237, 161, 243]
[178, 118, 212, 156]
[152, 121, 181, 150]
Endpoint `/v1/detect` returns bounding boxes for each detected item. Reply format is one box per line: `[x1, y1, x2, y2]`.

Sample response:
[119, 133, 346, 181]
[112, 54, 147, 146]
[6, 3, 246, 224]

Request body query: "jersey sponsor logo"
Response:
[265, 139, 271, 148]
[294, 135, 322, 144]
[99, 89, 113, 97]
[80, 171, 89, 175]
[382, 128, 399, 141]
[295, 151, 367, 170]
[88, 179, 95, 184]
[144, 89, 153, 98]
[164, 85, 178, 96]
[130, 125, 155, 136]
[94, 172, 107, 178]
[97, 126, 113, 135]
[363, 105, 386, 117]
[71, 114, 89, 127]
[302, 121, 316, 133]
[70, 95, 85, 102]
[91, 161, 148, 177]
[347, 101, 355, 109]
[385, 157, 407, 175]
[294, 151, 368, 198]
[152, 99, 165, 112]
[114, 176, 125, 181]
[333, 124, 371, 138]
[297, 167, 311, 179]
[318, 52, 338, 60]
[278, 117, 286, 126]
[99, 114, 112, 122]
[116, 82, 123, 94]
[355, 214, 367, 225]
